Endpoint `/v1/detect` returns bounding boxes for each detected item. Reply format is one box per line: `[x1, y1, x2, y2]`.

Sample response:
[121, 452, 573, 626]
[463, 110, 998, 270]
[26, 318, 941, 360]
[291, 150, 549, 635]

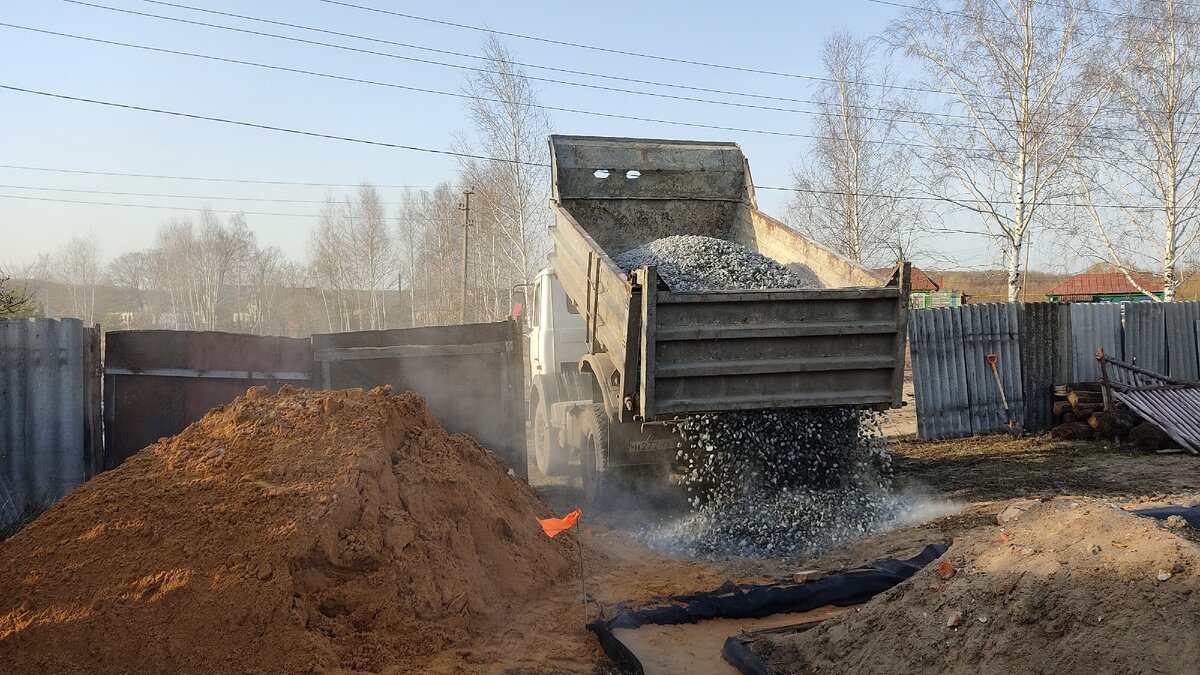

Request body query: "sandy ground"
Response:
[511, 406, 1200, 674]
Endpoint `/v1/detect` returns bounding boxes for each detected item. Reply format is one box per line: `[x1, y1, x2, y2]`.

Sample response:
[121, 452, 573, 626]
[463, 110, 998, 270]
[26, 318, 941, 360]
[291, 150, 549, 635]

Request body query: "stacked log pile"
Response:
[1050, 382, 1174, 451]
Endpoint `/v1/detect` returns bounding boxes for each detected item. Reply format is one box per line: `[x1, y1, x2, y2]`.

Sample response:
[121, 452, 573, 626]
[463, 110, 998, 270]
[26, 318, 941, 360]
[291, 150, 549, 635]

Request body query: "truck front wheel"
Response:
[581, 404, 610, 506]
[532, 403, 569, 476]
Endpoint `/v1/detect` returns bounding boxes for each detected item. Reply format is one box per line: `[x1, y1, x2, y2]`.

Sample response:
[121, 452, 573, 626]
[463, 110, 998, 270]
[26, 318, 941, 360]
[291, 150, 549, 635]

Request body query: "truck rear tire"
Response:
[532, 404, 569, 476]
[581, 404, 610, 507]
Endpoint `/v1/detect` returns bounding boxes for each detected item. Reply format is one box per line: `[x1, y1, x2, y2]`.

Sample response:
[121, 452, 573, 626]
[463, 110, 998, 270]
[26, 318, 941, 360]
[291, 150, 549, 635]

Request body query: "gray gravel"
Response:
[614, 235, 819, 291]
[615, 234, 898, 558]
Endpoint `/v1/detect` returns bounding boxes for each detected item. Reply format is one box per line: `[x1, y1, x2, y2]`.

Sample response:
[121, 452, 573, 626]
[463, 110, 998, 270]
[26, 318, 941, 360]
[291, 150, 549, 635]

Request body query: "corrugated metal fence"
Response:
[0, 318, 101, 529]
[911, 301, 1200, 440]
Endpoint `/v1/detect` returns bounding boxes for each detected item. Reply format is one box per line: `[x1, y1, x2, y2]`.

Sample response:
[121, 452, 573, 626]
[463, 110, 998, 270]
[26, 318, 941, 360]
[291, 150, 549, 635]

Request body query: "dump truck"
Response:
[527, 135, 911, 503]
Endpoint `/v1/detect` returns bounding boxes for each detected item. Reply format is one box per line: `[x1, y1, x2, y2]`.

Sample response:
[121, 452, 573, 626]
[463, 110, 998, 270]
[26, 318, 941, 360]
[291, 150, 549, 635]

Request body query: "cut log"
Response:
[1068, 391, 1104, 407]
[1052, 400, 1074, 417]
[1055, 382, 1103, 396]
[1050, 421, 1096, 441]
[1062, 412, 1078, 424]
[1129, 423, 1171, 453]
[1089, 411, 1139, 439]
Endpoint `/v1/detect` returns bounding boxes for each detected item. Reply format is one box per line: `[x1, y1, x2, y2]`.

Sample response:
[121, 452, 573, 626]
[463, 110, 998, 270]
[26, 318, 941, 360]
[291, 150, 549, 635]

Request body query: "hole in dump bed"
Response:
[626, 170, 641, 179]
[593, 169, 610, 179]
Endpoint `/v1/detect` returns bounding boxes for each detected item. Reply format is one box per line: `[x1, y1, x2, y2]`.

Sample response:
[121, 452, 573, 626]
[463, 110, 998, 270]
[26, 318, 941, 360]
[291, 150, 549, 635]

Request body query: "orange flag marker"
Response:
[539, 508, 582, 538]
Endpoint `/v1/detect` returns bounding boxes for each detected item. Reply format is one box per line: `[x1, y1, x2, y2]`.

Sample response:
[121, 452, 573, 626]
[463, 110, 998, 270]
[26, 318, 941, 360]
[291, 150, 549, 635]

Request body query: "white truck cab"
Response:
[528, 266, 587, 383]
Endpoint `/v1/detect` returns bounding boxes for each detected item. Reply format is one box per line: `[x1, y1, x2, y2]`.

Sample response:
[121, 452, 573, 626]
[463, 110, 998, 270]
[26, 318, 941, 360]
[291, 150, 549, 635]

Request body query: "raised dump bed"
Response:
[547, 135, 910, 424]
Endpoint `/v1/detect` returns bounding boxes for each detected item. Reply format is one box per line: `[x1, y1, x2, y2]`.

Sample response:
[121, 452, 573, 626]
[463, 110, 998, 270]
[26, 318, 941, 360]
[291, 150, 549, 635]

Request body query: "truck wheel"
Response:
[532, 404, 569, 476]
[581, 404, 610, 507]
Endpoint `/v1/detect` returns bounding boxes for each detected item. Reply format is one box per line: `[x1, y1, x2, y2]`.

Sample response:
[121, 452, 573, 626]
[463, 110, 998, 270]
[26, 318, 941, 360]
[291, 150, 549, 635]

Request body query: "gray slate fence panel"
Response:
[960, 304, 1024, 434]
[1019, 303, 1059, 432]
[1065, 303, 1123, 382]
[0, 318, 90, 529]
[1165, 302, 1200, 379]
[960, 305, 999, 432]
[910, 307, 972, 440]
[1123, 302, 1166, 374]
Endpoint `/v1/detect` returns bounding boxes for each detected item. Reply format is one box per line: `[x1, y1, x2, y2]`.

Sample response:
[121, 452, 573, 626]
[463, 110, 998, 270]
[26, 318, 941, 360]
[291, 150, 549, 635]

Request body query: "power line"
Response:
[0, 183, 422, 205]
[18, 18, 1166, 153]
[0, 192, 444, 221]
[5, 21, 1170, 145]
[62, 1, 941, 121]
[80, 0, 1126, 128]
[0, 163, 435, 189]
[311, 0, 1174, 110]
[310, 0, 851, 84]
[0, 85, 1163, 211]
[0, 23, 897, 145]
[0, 85, 540, 165]
[1, 193, 323, 218]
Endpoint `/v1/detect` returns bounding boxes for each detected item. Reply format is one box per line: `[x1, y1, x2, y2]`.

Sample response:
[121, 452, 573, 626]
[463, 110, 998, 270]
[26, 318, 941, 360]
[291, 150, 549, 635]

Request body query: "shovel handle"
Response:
[985, 353, 999, 371]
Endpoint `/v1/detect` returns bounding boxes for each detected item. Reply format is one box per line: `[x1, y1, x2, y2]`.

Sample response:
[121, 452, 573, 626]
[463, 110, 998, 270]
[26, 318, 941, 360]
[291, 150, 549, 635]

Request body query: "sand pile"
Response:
[752, 498, 1200, 674]
[0, 386, 575, 674]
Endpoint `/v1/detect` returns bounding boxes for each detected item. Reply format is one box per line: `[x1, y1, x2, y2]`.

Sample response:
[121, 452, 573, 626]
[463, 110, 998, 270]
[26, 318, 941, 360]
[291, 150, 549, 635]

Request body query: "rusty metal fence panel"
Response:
[103, 330, 313, 469]
[0, 318, 99, 529]
[1165, 302, 1200, 380]
[1123, 302, 1167, 375]
[311, 321, 528, 477]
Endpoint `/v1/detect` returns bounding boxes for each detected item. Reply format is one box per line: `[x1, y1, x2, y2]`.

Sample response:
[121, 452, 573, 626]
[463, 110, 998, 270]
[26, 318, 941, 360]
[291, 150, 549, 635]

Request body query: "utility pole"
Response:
[459, 189, 473, 324]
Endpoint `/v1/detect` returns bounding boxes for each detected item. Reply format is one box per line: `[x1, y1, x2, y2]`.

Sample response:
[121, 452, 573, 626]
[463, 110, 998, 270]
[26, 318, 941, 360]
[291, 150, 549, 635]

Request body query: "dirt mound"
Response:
[0, 386, 575, 674]
[753, 498, 1200, 674]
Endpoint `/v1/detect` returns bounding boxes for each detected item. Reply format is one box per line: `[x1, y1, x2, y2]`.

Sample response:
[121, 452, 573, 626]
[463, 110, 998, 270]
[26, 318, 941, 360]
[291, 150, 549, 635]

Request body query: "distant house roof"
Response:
[1046, 271, 1164, 298]
[873, 266, 940, 291]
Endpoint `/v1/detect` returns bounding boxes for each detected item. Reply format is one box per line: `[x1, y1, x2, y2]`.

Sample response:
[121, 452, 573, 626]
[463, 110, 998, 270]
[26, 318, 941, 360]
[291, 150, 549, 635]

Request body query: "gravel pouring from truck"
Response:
[528, 135, 911, 501]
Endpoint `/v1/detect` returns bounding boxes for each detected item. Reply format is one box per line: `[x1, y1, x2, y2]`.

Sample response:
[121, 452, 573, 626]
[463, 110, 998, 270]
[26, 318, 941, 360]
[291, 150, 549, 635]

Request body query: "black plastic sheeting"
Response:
[1132, 504, 1200, 529]
[587, 543, 947, 674]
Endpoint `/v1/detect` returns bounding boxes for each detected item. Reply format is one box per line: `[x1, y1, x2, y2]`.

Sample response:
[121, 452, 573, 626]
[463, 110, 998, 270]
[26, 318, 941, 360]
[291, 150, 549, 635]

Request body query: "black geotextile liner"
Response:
[586, 543, 947, 674]
[1132, 504, 1200, 529]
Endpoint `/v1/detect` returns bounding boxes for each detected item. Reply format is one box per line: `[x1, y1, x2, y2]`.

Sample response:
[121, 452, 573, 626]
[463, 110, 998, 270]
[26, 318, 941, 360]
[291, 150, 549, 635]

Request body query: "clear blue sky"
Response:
[0, 0, 1017, 271]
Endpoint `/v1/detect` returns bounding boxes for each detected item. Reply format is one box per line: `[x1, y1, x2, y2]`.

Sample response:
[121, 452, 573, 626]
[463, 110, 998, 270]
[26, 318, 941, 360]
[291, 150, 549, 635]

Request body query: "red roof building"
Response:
[873, 266, 940, 291]
[1046, 271, 1164, 302]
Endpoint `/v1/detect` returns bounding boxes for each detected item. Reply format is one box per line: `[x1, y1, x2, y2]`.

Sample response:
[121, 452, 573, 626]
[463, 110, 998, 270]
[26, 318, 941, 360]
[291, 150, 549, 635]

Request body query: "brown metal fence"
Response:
[103, 330, 314, 469]
[102, 322, 528, 477]
[311, 320, 528, 477]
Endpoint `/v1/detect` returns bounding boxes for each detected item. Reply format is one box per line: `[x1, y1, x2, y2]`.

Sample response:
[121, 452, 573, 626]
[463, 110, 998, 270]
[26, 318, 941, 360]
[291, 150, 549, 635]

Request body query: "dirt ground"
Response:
[521, 407, 1200, 675]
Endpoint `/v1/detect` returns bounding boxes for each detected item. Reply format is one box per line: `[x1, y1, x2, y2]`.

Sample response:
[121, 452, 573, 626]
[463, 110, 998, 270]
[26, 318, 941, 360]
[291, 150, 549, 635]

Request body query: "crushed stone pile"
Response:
[613, 235, 820, 291]
[0, 386, 575, 674]
[752, 498, 1200, 674]
[616, 235, 898, 557]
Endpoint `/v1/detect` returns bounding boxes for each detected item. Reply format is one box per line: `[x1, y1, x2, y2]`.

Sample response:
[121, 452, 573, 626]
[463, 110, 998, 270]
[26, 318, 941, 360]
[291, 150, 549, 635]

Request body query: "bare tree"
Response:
[107, 251, 153, 323]
[887, 0, 1111, 300]
[50, 232, 102, 323]
[456, 35, 553, 322]
[192, 210, 254, 331]
[351, 183, 398, 329]
[1072, 0, 1200, 301]
[790, 30, 925, 266]
[307, 185, 399, 331]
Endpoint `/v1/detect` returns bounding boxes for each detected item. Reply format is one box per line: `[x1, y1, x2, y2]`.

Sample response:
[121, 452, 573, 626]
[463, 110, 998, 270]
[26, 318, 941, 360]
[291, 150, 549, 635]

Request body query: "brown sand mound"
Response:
[0, 386, 575, 674]
[754, 498, 1200, 674]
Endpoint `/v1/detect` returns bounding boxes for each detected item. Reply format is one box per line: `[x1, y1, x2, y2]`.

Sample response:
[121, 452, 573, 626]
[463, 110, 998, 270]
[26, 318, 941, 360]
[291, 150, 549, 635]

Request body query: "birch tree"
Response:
[790, 30, 924, 266]
[887, 0, 1110, 300]
[456, 35, 553, 313]
[51, 232, 101, 323]
[1073, 0, 1200, 301]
